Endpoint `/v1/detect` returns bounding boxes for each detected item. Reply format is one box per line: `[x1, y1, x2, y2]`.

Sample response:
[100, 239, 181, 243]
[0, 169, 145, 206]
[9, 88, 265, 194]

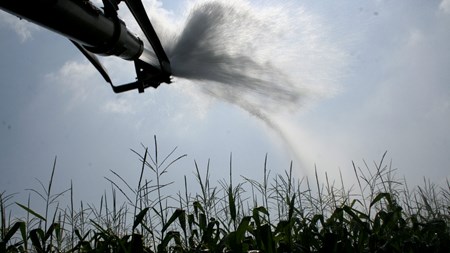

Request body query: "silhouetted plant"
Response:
[1, 142, 449, 252]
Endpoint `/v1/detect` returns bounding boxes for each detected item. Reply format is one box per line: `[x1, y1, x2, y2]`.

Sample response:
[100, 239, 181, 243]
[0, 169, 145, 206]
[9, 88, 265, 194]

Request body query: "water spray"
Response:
[1, 0, 345, 169]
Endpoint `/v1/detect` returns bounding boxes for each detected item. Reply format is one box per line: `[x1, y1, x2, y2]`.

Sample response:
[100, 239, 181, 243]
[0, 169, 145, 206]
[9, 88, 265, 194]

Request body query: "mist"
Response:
[151, 0, 347, 166]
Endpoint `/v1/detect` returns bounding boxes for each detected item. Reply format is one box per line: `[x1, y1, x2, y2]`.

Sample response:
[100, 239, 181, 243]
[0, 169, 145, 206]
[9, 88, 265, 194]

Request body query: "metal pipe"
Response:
[0, 0, 144, 60]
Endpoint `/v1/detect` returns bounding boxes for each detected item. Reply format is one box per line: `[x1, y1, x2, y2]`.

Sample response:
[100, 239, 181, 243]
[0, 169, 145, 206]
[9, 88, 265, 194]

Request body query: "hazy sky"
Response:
[1, 0, 449, 206]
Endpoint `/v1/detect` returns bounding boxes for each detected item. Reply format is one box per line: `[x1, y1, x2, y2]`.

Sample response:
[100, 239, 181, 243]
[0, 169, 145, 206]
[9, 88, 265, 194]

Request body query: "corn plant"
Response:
[1, 143, 449, 253]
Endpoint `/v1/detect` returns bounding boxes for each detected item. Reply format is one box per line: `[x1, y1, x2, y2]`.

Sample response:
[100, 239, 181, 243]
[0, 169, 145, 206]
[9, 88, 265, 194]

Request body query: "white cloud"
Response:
[102, 97, 135, 114]
[0, 11, 40, 42]
[45, 60, 102, 107]
[440, 0, 450, 14]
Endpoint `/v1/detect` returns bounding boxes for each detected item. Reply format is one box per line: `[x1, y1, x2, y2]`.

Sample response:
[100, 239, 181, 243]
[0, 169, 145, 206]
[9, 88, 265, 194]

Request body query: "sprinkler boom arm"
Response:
[0, 0, 172, 93]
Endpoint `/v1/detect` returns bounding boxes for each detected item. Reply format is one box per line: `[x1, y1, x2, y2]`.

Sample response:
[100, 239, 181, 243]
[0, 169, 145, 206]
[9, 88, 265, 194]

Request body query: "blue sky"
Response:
[1, 0, 450, 206]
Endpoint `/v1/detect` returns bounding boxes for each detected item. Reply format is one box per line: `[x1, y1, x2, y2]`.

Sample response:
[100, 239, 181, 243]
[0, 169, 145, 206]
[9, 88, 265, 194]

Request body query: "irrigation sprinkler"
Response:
[0, 0, 172, 93]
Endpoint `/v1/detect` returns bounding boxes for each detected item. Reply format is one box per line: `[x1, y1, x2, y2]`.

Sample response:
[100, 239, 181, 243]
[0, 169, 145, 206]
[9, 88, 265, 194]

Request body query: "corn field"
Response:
[1, 138, 449, 253]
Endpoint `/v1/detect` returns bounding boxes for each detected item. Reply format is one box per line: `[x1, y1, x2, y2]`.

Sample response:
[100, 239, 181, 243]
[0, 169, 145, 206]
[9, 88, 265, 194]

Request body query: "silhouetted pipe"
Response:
[0, 0, 144, 60]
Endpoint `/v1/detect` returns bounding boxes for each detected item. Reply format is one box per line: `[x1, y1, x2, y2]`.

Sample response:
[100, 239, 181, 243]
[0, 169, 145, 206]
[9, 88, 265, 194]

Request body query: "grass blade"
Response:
[16, 203, 46, 221]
